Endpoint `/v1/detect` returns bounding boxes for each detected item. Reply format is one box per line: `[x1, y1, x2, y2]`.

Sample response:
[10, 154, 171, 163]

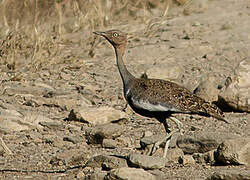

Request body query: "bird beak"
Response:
[93, 31, 106, 37]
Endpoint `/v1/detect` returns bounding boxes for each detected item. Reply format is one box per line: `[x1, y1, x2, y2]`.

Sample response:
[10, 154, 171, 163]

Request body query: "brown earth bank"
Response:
[0, 0, 250, 179]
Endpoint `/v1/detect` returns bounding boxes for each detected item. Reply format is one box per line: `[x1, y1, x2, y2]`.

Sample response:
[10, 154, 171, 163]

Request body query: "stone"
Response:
[140, 132, 180, 149]
[218, 60, 250, 112]
[0, 107, 55, 132]
[143, 131, 153, 137]
[193, 150, 216, 164]
[76, 171, 85, 179]
[147, 169, 167, 180]
[194, 75, 220, 102]
[33, 81, 54, 91]
[49, 156, 65, 167]
[63, 136, 80, 144]
[128, 153, 165, 170]
[86, 155, 128, 170]
[166, 148, 184, 163]
[0, 106, 23, 118]
[116, 136, 131, 147]
[51, 149, 90, 167]
[140, 133, 166, 148]
[39, 121, 65, 130]
[216, 137, 250, 165]
[43, 93, 92, 111]
[85, 171, 107, 180]
[207, 169, 250, 180]
[68, 106, 128, 125]
[178, 155, 196, 165]
[107, 167, 156, 180]
[177, 131, 240, 154]
[86, 124, 123, 144]
[3, 83, 47, 97]
[102, 139, 117, 149]
[66, 153, 89, 166]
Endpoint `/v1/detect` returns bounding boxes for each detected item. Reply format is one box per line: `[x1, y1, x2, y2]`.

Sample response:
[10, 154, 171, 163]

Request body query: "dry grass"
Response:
[0, 0, 192, 71]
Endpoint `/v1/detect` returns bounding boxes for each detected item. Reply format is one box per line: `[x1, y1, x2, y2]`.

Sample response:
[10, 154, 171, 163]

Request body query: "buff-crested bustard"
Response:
[93, 30, 228, 158]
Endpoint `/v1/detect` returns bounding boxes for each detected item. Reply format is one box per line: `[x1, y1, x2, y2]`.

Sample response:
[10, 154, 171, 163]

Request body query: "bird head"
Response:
[93, 30, 127, 47]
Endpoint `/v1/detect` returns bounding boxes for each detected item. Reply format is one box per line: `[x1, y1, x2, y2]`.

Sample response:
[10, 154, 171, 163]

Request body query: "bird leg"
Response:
[162, 116, 183, 157]
[149, 119, 178, 158]
[149, 129, 178, 158]
[169, 116, 183, 130]
[150, 116, 182, 158]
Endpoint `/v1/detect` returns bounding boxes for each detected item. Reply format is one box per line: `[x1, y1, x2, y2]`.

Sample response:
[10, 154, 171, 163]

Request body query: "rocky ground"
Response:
[0, 0, 250, 179]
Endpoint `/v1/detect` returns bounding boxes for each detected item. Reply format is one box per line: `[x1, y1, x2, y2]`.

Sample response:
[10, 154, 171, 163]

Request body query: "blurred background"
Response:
[0, 0, 195, 71]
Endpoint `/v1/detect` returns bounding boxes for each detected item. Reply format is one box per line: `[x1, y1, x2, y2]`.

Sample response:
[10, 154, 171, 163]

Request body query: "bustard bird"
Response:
[93, 30, 228, 157]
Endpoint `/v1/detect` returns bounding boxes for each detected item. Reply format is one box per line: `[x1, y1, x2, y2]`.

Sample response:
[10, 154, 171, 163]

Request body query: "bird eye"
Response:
[113, 32, 118, 37]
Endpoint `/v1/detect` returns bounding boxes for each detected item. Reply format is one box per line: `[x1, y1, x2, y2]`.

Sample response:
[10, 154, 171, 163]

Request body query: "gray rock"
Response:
[140, 133, 166, 148]
[0, 106, 25, 131]
[84, 171, 107, 180]
[33, 81, 55, 91]
[147, 169, 167, 180]
[76, 171, 85, 179]
[43, 93, 92, 111]
[116, 136, 131, 147]
[216, 137, 250, 165]
[193, 150, 216, 164]
[128, 153, 165, 170]
[3, 83, 47, 97]
[207, 169, 250, 180]
[0, 106, 24, 119]
[166, 148, 184, 163]
[86, 124, 124, 144]
[219, 60, 250, 112]
[140, 132, 180, 149]
[194, 75, 220, 102]
[51, 149, 90, 167]
[0, 108, 55, 132]
[143, 131, 153, 137]
[68, 106, 128, 125]
[39, 121, 64, 130]
[63, 136, 80, 144]
[86, 154, 128, 170]
[66, 153, 89, 166]
[107, 167, 156, 180]
[178, 155, 196, 165]
[102, 139, 117, 149]
[177, 131, 240, 154]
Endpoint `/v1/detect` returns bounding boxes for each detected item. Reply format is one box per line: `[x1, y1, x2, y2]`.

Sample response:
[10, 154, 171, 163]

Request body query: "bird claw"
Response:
[148, 129, 178, 158]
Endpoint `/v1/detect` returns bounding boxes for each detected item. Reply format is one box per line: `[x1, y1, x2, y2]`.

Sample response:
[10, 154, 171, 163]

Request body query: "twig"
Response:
[0, 165, 84, 173]
[0, 137, 13, 155]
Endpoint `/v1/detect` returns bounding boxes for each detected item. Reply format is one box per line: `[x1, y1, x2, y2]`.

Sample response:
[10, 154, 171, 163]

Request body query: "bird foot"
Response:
[149, 129, 178, 158]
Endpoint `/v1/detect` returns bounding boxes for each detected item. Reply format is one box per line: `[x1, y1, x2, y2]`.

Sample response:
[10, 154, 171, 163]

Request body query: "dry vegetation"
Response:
[0, 0, 192, 71]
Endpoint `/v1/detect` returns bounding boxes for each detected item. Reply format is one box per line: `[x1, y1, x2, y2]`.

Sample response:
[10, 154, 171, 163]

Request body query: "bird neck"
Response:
[114, 45, 134, 86]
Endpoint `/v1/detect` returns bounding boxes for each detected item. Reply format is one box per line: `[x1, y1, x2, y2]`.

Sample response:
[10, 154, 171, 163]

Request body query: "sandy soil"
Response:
[0, 0, 249, 179]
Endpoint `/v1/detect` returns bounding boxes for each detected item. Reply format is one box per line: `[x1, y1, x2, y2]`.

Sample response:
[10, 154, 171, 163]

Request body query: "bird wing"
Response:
[127, 78, 189, 113]
[127, 78, 209, 114]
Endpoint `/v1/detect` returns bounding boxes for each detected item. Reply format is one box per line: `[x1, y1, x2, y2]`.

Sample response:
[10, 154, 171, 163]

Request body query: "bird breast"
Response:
[131, 97, 180, 112]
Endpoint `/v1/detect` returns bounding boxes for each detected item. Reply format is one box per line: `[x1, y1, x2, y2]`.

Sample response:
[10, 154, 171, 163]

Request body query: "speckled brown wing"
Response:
[127, 78, 227, 122]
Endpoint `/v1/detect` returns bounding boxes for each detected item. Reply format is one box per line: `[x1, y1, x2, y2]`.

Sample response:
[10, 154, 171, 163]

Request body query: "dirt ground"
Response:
[0, 0, 250, 179]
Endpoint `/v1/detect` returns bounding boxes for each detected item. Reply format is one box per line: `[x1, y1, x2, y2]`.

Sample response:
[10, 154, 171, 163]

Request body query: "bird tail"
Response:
[202, 102, 229, 124]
